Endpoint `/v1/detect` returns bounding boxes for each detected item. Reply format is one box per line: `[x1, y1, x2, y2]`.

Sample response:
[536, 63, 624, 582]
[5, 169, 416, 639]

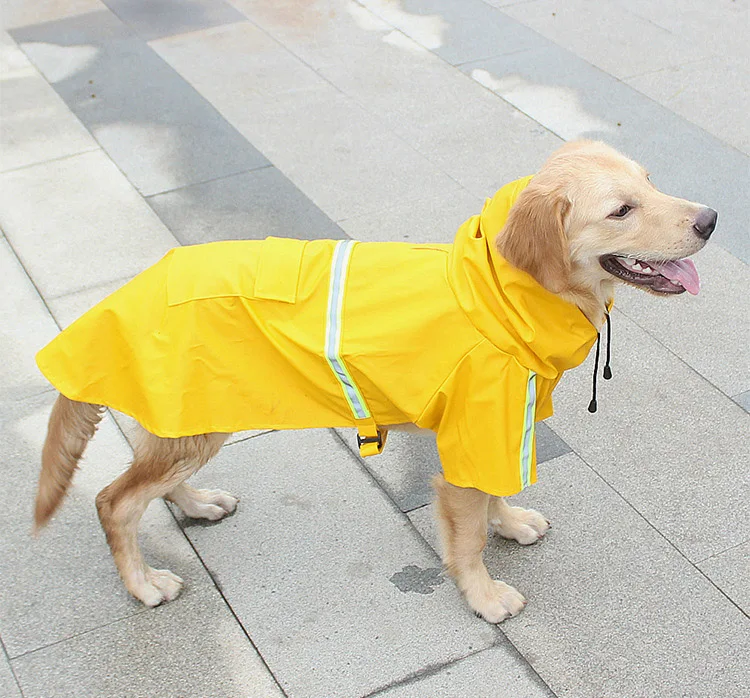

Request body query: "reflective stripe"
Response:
[520, 370, 537, 488]
[325, 240, 370, 420]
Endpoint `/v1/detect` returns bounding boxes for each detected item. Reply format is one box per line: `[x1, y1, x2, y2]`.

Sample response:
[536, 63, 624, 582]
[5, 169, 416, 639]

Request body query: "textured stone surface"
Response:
[547, 310, 750, 563]
[0, 150, 177, 299]
[11, 585, 284, 698]
[615, 242, 750, 397]
[0, 652, 21, 698]
[11, 10, 268, 196]
[410, 453, 750, 698]
[0, 392, 210, 658]
[177, 430, 499, 698]
[502, 0, 705, 79]
[0, 32, 96, 172]
[101, 0, 244, 41]
[337, 421, 571, 513]
[698, 541, 750, 615]
[626, 55, 750, 154]
[0, 237, 60, 400]
[148, 166, 345, 245]
[372, 645, 554, 697]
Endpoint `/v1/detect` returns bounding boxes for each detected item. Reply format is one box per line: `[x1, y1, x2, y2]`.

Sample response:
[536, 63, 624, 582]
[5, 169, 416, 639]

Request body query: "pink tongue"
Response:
[648, 258, 700, 295]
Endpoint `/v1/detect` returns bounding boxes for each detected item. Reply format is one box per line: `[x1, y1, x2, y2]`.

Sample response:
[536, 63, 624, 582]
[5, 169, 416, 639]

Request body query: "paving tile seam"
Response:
[551, 446, 750, 620]
[10, 21, 269, 202]
[432, 4, 750, 163]
[5, 604, 152, 662]
[44, 274, 139, 304]
[341, 0, 567, 150]
[41, 401, 286, 691]
[612, 305, 750, 399]
[328, 427, 562, 696]
[103, 4, 243, 44]
[227, 9, 487, 202]
[361, 645, 515, 698]
[619, 54, 718, 82]
[1, 232, 62, 333]
[695, 538, 750, 566]
[0, 635, 24, 697]
[0, 146, 101, 177]
[222, 430, 276, 447]
[144, 163, 275, 200]
[168, 507, 290, 698]
[328, 428, 449, 564]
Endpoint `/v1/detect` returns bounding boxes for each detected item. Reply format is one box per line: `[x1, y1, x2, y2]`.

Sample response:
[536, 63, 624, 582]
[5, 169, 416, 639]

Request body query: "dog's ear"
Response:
[496, 185, 571, 293]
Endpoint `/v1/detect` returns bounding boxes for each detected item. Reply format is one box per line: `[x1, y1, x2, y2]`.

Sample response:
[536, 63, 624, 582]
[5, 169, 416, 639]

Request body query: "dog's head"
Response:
[497, 141, 716, 301]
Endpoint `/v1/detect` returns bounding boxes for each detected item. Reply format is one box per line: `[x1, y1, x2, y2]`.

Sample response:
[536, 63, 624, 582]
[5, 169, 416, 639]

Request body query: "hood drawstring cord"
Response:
[588, 312, 612, 413]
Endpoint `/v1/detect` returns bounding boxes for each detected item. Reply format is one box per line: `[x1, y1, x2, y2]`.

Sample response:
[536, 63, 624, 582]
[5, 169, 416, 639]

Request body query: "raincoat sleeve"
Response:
[418, 341, 540, 497]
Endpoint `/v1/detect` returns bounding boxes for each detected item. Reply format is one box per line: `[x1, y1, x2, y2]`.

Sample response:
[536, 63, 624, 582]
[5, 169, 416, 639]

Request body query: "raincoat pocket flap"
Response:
[253, 237, 306, 303]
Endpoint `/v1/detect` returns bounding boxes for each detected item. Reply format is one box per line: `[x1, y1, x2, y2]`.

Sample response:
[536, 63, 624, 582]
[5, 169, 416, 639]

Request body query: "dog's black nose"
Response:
[693, 207, 717, 240]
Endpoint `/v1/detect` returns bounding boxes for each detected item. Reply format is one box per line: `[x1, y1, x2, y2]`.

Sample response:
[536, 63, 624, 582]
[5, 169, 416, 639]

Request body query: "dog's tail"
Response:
[34, 394, 104, 532]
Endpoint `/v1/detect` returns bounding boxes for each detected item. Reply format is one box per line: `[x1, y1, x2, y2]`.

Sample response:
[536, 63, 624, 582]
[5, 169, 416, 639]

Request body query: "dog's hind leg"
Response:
[95, 431, 227, 606]
[488, 497, 550, 545]
[433, 474, 526, 623]
[165, 483, 238, 521]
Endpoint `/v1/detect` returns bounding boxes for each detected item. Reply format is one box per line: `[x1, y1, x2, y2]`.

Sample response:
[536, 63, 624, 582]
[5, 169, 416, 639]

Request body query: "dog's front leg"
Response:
[433, 474, 526, 623]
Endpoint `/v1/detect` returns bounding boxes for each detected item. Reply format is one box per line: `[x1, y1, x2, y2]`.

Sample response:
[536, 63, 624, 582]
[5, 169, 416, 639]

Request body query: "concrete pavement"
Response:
[1, 1, 748, 696]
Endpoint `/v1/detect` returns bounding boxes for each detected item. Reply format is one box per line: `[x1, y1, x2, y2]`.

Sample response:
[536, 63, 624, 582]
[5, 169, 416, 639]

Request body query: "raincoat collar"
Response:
[448, 176, 599, 379]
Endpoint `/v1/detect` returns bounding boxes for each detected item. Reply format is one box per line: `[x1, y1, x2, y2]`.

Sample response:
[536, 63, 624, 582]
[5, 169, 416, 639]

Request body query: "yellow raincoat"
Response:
[36, 176, 600, 496]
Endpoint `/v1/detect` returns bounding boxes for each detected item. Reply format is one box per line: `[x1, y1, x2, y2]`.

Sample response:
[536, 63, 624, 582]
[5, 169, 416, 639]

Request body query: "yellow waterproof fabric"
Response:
[36, 176, 601, 496]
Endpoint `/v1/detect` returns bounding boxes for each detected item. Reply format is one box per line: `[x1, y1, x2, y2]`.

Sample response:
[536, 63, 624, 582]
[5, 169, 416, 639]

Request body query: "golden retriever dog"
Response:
[33, 141, 716, 622]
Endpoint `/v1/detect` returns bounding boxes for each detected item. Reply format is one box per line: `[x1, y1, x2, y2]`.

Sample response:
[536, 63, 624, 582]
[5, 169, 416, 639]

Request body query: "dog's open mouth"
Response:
[599, 255, 700, 295]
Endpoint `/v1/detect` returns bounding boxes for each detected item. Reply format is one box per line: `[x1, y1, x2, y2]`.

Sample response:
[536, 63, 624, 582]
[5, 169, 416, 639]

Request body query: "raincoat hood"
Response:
[448, 176, 599, 379]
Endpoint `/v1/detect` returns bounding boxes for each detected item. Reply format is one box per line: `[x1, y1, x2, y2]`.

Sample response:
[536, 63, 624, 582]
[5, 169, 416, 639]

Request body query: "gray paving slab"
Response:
[45, 275, 137, 328]
[11, 584, 284, 698]
[337, 428, 441, 513]
[175, 429, 501, 698]
[410, 453, 750, 698]
[502, 0, 707, 79]
[372, 645, 554, 698]
[0, 650, 21, 698]
[615, 242, 750, 398]
[698, 541, 750, 615]
[0, 0, 104, 29]
[11, 9, 268, 196]
[547, 309, 750, 563]
[0, 236, 60, 401]
[229, 2, 562, 199]
[734, 390, 750, 414]
[337, 421, 571, 513]
[0, 31, 97, 172]
[357, 0, 543, 65]
[150, 22, 476, 220]
[101, 0, 245, 41]
[0, 149, 177, 299]
[147, 166, 345, 245]
[626, 55, 750, 155]
[337, 182, 483, 244]
[462, 45, 750, 264]
[0, 391, 211, 658]
[612, 0, 750, 60]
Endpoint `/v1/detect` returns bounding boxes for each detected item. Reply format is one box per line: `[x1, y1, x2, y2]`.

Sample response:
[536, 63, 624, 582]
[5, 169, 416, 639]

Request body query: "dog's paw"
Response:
[467, 580, 527, 624]
[490, 507, 550, 545]
[181, 489, 239, 521]
[132, 568, 184, 607]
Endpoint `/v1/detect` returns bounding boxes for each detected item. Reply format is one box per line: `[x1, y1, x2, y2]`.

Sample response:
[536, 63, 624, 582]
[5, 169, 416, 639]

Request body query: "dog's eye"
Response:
[610, 204, 632, 219]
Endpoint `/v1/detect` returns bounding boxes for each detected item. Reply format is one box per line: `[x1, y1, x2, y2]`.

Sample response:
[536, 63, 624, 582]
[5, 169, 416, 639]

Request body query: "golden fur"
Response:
[33, 141, 714, 620]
